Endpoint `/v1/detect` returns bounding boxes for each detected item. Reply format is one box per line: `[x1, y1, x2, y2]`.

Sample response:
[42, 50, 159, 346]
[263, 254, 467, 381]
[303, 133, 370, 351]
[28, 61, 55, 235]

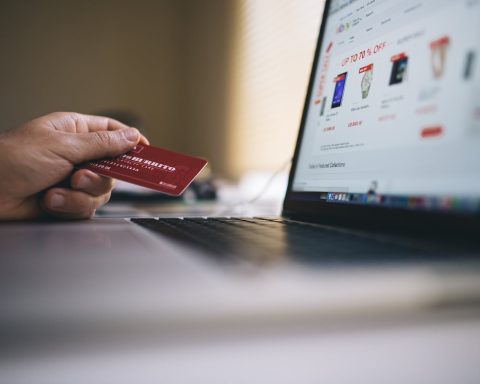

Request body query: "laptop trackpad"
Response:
[0, 219, 216, 289]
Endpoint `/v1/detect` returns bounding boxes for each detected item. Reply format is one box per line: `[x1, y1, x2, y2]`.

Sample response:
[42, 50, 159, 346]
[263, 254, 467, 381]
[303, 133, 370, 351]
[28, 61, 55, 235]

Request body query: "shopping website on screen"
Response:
[292, 0, 480, 211]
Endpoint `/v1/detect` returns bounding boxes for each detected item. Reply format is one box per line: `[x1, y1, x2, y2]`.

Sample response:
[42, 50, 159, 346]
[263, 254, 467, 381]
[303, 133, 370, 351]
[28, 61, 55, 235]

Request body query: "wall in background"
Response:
[0, 0, 323, 180]
[175, 0, 233, 177]
[227, 0, 324, 178]
[0, 0, 180, 139]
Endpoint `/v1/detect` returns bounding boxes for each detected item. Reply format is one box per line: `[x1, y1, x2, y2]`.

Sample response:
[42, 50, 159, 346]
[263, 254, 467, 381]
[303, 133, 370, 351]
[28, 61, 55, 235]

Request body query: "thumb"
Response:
[65, 128, 140, 164]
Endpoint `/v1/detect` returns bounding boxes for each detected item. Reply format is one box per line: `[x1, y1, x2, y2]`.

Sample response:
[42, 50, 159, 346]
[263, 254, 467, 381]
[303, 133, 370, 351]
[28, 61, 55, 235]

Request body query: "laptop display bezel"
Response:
[282, 0, 480, 232]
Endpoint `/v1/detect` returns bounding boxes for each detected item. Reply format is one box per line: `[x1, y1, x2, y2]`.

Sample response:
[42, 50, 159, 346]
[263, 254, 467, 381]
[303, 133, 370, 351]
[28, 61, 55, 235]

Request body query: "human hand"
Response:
[0, 112, 149, 220]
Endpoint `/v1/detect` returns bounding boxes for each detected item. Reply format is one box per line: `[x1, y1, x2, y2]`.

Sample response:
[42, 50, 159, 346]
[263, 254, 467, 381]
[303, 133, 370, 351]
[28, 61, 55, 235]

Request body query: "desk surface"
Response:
[1, 308, 479, 384]
[1, 201, 479, 383]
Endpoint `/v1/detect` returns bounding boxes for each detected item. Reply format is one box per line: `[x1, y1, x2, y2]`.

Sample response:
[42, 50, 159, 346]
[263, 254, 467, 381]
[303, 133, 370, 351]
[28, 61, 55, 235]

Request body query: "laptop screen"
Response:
[290, 0, 480, 215]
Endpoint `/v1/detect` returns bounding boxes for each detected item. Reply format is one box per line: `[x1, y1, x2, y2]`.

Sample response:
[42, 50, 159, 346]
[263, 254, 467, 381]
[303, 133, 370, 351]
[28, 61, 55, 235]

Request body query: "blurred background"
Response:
[0, 0, 324, 180]
[2, 3, 480, 382]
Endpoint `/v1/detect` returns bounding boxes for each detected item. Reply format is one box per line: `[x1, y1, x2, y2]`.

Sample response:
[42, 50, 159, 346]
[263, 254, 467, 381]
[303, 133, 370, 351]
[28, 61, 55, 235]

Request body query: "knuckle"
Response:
[101, 117, 111, 130]
[93, 130, 114, 147]
[46, 111, 68, 121]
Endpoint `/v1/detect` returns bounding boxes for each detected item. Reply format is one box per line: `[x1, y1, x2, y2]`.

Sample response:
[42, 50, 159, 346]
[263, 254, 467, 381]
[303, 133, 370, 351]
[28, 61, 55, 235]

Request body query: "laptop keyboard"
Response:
[131, 217, 427, 265]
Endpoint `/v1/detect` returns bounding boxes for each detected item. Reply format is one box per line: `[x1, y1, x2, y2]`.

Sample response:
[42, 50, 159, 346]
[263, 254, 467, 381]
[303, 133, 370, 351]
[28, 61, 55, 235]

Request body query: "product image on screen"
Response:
[331, 72, 347, 108]
[430, 36, 450, 79]
[389, 54, 408, 85]
[320, 96, 327, 116]
[464, 51, 476, 80]
[360, 64, 373, 99]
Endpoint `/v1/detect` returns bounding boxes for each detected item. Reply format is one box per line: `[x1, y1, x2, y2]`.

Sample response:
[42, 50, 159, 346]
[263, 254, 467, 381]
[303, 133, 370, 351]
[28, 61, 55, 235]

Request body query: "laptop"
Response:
[1, 0, 480, 351]
[132, 0, 480, 255]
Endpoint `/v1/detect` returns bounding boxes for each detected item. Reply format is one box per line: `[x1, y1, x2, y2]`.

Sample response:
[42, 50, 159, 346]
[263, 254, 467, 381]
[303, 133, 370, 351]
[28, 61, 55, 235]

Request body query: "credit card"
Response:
[79, 144, 208, 196]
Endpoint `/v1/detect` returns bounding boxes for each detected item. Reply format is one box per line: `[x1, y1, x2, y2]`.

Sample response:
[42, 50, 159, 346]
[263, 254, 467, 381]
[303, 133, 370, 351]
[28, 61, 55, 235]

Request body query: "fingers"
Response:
[63, 127, 141, 164]
[44, 112, 150, 145]
[44, 112, 129, 133]
[78, 114, 150, 144]
[41, 187, 111, 219]
[70, 169, 115, 196]
[42, 169, 117, 219]
[79, 114, 131, 133]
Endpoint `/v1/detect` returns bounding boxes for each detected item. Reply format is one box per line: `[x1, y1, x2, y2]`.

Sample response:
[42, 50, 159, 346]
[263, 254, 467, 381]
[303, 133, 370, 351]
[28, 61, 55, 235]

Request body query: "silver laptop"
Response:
[1, 0, 480, 351]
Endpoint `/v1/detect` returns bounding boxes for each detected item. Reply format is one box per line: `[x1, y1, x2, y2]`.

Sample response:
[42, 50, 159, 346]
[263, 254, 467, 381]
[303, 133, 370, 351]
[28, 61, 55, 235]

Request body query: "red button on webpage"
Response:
[421, 126, 443, 138]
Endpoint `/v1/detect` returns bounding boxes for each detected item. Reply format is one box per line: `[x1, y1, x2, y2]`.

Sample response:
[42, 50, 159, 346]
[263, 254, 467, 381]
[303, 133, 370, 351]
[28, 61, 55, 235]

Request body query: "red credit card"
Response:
[79, 144, 208, 196]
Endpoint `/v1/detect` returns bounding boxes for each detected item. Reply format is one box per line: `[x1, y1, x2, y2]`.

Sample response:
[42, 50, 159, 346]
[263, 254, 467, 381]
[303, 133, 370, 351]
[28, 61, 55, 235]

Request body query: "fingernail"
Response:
[123, 128, 139, 143]
[76, 175, 91, 189]
[50, 193, 65, 209]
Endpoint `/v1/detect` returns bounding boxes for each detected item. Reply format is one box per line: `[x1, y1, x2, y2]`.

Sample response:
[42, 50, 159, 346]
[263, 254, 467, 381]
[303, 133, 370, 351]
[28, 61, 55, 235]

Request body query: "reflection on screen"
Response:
[292, 0, 480, 213]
